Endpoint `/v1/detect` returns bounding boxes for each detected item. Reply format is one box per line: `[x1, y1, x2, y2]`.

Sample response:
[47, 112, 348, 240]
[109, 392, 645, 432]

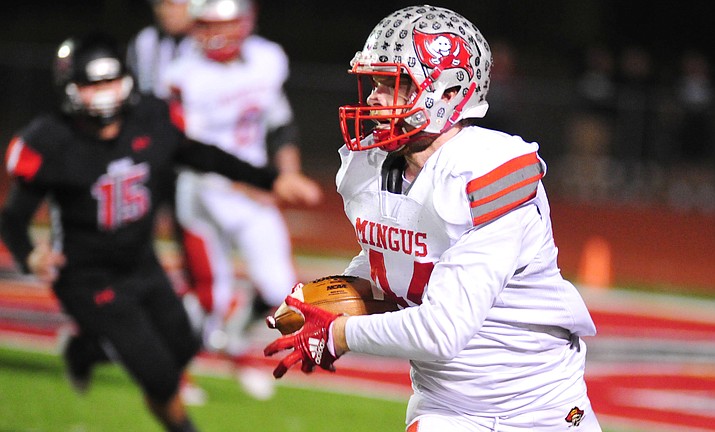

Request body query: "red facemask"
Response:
[339, 63, 429, 152]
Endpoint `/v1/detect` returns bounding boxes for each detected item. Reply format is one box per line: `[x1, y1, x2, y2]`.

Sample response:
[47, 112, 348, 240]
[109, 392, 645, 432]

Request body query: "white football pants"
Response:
[175, 171, 297, 352]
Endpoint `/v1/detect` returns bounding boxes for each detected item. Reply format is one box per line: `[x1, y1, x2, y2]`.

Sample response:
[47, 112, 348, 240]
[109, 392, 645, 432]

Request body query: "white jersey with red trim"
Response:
[159, 35, 298, 351]
[337, 125, 597, 416]
[163, 35, 292, 168]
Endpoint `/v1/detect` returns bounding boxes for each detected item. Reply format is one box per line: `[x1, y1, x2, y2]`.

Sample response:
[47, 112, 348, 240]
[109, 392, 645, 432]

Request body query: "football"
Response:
[268, 275, 400, 335]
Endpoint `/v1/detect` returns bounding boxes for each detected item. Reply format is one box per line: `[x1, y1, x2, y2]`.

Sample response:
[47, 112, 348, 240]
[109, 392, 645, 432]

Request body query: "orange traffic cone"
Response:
[577, 236, 612, 289]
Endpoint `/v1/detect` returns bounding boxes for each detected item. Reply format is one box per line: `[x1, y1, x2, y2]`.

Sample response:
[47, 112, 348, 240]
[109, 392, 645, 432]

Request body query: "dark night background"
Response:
[2, 1, 712, 67]
[1, 1, 714, 190]
[1, 1, 715, 292]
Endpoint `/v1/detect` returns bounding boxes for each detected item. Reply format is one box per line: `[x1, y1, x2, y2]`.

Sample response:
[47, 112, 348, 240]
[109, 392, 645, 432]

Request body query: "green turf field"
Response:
[0, 345, 636, 432]
[0, 346, 407, 432]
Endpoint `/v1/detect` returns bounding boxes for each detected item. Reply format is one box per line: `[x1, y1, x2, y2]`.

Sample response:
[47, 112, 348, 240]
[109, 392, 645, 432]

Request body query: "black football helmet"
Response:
[53, 32, 135, 124]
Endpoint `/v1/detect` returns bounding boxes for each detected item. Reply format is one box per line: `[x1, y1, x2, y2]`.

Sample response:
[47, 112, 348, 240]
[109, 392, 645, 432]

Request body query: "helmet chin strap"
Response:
[371, 128, 405, 152]
[371, 117, 428, 152]
[440, 82, 477, 133]
[374, 125, 438, 153]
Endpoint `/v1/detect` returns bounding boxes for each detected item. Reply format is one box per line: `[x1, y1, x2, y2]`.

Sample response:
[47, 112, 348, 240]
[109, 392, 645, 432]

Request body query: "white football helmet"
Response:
[189, 0, 255, 62]
[339, 5, 492, 152]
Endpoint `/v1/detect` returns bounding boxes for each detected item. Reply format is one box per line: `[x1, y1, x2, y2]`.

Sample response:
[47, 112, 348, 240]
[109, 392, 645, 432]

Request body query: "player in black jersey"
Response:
[0, 32, 321, 432]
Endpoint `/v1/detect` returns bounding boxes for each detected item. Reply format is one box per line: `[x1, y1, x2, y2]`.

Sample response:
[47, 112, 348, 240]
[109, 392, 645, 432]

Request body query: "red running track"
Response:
[1, 273, 715, 431]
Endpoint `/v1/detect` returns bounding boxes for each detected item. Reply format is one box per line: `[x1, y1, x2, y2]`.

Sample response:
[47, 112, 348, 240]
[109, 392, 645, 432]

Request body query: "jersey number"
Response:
[92, 159, 150, 230]
[234, 107, 262, 148]
[368, 249, 434, 307]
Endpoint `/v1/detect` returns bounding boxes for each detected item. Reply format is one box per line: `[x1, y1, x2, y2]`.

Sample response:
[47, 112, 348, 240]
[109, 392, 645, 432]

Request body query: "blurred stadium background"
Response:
[2, 0, 715, 292]
[1, 1, 714, 431]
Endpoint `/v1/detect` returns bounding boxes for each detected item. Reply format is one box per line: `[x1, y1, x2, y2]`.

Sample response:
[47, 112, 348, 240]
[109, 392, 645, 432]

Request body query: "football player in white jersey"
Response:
[265, 5, 602, 431]
[162, 0, 321, 399]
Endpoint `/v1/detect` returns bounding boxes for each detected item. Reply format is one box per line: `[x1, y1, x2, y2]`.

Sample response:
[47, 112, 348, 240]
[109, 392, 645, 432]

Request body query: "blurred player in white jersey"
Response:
[265, 5, 602, 431]
[163, 0, 320, 399]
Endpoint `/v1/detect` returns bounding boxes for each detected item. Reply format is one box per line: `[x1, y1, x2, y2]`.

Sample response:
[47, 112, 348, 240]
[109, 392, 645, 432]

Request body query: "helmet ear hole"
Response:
[443, 86, 461, 102]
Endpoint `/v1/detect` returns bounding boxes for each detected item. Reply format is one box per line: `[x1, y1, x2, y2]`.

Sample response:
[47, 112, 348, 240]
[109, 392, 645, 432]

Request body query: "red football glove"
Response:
[263, 295, 341, 378]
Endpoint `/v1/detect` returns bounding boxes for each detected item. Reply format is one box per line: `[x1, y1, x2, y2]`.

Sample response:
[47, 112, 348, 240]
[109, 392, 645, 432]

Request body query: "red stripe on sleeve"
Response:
[5, 136, 43, 181]
[471, 195, 534, 226]
[466, 152, 543, 226]
[466, 152, 539, 195]
[468, 171, 543, 209]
